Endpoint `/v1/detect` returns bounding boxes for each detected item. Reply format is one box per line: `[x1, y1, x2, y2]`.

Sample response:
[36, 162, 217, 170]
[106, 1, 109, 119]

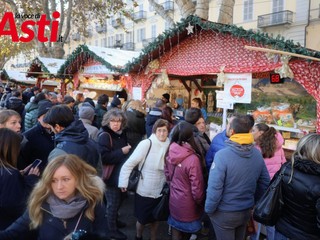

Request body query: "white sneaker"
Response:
[189, 234, 197, 240]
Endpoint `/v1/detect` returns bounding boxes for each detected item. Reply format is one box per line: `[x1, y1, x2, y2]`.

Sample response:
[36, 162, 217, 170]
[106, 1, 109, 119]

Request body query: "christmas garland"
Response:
[57, 44, 123, 76]
[123, 15, 320, 73]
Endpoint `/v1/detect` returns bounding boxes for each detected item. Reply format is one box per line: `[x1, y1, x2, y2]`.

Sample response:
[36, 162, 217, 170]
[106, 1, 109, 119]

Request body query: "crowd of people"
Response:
[0, 86, 319, 240]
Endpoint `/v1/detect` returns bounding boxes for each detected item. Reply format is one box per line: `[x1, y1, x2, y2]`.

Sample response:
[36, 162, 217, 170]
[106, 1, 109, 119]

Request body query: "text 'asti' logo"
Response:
[0, 11, 63, 42]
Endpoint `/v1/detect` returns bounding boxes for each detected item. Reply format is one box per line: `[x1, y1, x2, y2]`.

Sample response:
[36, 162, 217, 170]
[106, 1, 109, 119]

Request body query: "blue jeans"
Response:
[274, 229, 289, 240]
[251, 223, 275, 240]
[209, 209, 251, 240]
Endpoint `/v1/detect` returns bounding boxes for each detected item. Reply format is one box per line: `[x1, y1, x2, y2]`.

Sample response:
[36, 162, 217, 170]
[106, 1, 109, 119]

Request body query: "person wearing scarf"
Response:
[0, 154, 107, 240]
[205, 114, 270, 240]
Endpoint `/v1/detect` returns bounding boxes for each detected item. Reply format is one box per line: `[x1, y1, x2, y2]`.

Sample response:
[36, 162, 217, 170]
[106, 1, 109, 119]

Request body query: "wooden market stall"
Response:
[123, 15, 320, 153]
[57, 45, 140, 99]
[1, 69, 58, 90]
[26, 57, 64, 91]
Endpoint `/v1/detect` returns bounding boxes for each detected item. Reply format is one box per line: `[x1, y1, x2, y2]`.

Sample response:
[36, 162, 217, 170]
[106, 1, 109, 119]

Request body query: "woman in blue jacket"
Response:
[0, 154, 107, 240]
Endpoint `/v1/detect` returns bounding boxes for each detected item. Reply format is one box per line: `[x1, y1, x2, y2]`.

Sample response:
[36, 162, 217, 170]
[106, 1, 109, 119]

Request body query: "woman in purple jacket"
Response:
[165, 121, 206, 240]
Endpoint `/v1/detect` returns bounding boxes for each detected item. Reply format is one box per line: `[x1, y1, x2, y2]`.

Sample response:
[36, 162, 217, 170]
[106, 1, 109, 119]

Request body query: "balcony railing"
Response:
[133, 11, 147, 21]
[162, 1, 174, 11]
[122, 42, 135, 51]
[112, 18, 124, 28]
[258, 10, 293, 28]
[96, 24, 107, 33]
[142, 37, 156, 47]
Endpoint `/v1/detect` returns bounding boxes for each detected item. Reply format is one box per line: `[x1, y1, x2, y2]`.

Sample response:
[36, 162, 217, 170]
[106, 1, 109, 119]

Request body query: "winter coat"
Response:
[0, 167, 38, 230]
[125, 108, 146, 150]
[275, 159, 320, 240]
[80, 118, 99, 141]
[145, 108, 162, 137]
[256, 132, 287, 179]
[119, 134, 169, 198]
[48, 120, 101, 174]
[0, 177, 107, 240]
[97, 126, 130, 187]
[205, 140, 270, 214]
[94, 104, 107, 129]
[205, 129, 228, 171]
[191, 124, 210, 158]
[165, 142, 205, 222]
[20, 123, 55, 171]
[24, 102, 39, 131]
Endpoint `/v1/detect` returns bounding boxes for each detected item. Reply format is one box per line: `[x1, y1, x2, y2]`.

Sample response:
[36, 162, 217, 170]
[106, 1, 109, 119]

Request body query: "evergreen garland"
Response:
[57, 44, 123, 76]
[123, 15, 320, 73]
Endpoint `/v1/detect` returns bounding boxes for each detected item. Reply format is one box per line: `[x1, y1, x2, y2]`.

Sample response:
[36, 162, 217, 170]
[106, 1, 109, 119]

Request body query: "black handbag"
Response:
[152, 183, 170, 221]
[253, 162, 289, 226]
[127, 139, 152, 192]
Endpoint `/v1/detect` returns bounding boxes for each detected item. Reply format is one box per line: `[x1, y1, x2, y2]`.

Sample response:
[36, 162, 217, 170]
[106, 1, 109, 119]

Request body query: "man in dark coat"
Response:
[19, 100, 55, 171]
[145, 99, 166, 137]
[94, 94, 109, 129]
[43, 105, 102, 175]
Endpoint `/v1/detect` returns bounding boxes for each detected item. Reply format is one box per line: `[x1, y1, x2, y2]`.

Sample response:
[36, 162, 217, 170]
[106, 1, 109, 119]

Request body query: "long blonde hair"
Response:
[28, 154, 105, 229]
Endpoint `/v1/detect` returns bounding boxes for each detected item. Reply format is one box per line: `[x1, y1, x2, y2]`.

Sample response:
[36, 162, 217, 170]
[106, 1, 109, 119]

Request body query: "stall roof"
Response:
[27, 57, 65, 77]
[58, 45, 140, 76]
[1, 69, 35, 85]
[124, 15, 320, 74]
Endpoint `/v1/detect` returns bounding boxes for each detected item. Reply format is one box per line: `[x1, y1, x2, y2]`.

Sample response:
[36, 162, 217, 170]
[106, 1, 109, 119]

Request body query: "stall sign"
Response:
[132, 87, 142, 100]
[270, 73, 285, 84]
[83, 65, 112, 74]
[224, 73, 252, 103]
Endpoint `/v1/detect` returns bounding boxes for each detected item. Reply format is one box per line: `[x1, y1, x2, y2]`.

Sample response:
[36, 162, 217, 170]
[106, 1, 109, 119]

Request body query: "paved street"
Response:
[119, 193, 214, 240]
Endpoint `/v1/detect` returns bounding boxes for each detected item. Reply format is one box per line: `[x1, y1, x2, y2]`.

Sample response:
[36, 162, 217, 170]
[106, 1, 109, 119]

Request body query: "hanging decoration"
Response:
[186, 22, 194, 35]
[216, 66, 226, 87]
[275, 55, 294, 79]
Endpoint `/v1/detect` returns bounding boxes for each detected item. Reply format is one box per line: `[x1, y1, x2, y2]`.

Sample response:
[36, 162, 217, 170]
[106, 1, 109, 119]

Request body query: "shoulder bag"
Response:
[99, 132, 114, 181]
[127, 139, 152, 192]
[253, 162, 289, 226]
[152, 165, 177, 221]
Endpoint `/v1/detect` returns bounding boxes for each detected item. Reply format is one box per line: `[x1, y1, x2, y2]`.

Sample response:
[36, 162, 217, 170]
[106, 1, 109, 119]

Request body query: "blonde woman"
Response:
[0, 154, 107, 240]
[272, 133, 320, 240]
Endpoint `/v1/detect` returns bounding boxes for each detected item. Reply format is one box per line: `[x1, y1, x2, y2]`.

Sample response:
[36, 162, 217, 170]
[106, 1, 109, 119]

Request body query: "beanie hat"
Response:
[111, 95, 121, 107]
[79, 104, 95, 120]
[185, 108, 202, 125]
[175, 98, 183, 106]
[162, 93, 170, 102]
[37, 100, 53, 118]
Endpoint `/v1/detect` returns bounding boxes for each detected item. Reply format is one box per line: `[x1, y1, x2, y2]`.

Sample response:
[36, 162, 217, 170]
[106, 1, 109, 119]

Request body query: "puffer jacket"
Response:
[165, 142, 205, 222]
[275, 159, 320, 240]
[256, 132, 287, 179]
[24, 102, 39, 131]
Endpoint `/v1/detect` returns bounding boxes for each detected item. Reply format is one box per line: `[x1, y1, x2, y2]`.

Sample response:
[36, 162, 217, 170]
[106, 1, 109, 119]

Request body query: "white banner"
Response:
[224, 73, 252, 103]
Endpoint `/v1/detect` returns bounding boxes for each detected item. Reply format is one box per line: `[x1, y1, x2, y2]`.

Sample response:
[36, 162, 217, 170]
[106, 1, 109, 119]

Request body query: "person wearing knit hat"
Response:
[37, 100, 54, 118]
[79, 104, 99, 141]
[108, 95, 121, 110]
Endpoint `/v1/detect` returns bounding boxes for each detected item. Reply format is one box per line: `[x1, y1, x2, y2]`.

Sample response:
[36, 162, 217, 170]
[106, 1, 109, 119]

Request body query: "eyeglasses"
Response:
[110, 119, 122, 123]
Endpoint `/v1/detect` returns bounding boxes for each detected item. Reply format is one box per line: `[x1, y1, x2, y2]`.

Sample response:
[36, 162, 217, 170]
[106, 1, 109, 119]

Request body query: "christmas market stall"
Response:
[57, 44, 140, 100]
[123, 15, 320, 151]
[1, 69, 58, 90]
[26, 57, 64, 91]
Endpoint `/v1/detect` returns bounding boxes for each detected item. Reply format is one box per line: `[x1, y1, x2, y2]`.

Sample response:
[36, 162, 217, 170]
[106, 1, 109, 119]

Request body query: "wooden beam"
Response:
[180, 80, 191, 92]
[244, 45, 320, 62]
[192, 79, 203, 92]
